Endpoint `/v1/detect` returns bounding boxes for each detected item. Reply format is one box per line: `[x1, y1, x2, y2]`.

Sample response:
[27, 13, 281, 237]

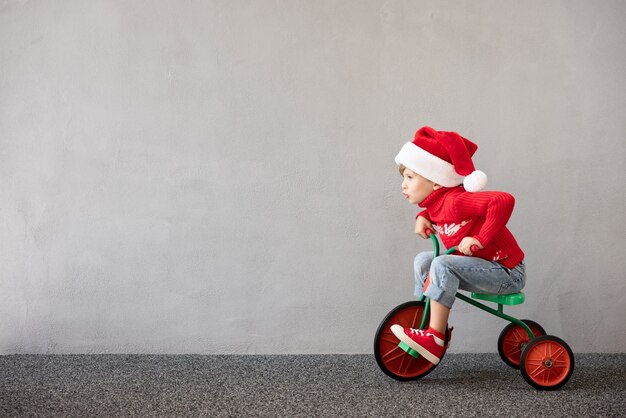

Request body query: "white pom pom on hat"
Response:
[394, 126, 488, 192]
[463, 170, 488, 192]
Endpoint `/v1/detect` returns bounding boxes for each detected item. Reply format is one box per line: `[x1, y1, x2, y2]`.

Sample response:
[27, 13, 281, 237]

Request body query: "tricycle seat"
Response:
[470, 292, 525, 306]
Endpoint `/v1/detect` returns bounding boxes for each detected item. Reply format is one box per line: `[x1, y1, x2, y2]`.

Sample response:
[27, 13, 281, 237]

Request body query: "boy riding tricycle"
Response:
[374, 126, 574, 390]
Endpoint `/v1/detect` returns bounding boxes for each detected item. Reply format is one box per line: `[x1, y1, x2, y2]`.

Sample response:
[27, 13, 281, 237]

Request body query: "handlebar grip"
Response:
[425, 228, 433, 237]
[470, 245, 480, 253]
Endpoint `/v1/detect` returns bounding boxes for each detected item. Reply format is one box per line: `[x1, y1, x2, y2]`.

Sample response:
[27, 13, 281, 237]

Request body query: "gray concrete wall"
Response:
[1, 0, 624, 354]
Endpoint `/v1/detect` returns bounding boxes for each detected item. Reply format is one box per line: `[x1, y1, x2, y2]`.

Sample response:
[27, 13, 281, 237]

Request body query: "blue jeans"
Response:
[414, 252, 526, 309]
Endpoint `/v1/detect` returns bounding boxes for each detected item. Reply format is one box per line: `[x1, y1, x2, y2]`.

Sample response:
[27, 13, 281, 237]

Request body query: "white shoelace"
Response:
[406, 328, 429, 337]
[406, 328, 445, 346]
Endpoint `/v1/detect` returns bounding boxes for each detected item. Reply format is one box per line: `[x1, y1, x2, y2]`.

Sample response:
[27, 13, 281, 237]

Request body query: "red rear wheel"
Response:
[520, 335, 575, 390]
[374, 301, 446, 381]
[497, 320, 546, 369]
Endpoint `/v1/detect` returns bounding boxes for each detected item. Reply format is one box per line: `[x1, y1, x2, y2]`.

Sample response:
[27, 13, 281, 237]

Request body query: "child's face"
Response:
[401, 168, 437, 205]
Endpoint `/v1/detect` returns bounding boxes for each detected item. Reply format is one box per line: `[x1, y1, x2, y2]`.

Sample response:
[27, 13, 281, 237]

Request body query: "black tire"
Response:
[497, 319, 547, 369]
[520, 335, 575, 390]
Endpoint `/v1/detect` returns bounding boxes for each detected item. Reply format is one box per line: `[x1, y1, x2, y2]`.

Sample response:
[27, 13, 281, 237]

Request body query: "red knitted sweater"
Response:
[417, 187, 524, 268]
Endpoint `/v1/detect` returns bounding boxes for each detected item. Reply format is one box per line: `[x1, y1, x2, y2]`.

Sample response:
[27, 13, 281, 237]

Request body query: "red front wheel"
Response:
[374, 301, 447, 381]
[520, 335, 575, 390]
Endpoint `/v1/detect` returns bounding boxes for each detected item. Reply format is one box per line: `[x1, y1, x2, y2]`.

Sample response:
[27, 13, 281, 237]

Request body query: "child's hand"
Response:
[415, 216, 434, 239]
[458, 237, 483, 255]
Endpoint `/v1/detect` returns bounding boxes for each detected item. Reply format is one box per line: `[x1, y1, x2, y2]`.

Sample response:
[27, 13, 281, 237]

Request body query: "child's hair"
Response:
[399, 164, 406, 175]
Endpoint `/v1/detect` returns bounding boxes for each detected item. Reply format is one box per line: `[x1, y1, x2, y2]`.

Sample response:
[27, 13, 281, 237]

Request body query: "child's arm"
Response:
[415, 209, 433, 239]
[452, 191, 516, 247]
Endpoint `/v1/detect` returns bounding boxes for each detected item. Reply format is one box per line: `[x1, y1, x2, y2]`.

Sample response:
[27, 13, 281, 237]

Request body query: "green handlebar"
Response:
[428, 233, 456, 256]
[428, 232, 477, 256]
[429, 233, 440, 256]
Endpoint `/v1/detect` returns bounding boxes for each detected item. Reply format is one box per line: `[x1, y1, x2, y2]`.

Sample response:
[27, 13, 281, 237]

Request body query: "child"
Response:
[390, 126, 526, 365]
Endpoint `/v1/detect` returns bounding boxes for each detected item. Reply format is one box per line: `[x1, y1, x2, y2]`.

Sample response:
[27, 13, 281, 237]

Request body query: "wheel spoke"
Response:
[381, 337, 398, 345]
[401, 353, 416, 375]
[542, 369, 553, 383]
[512, 328, 526, 342]
[526, 358, 543, 367]
[398, 350, 407, 371]
[385, 350, 408, 363]
[504, 341, 521, 355]
[550, 346, 565, 360]
[553, 358, 569, 368]
[529, 365, 545, 379]
[410, 308, 422, 328]
[382, 345, 401, 359]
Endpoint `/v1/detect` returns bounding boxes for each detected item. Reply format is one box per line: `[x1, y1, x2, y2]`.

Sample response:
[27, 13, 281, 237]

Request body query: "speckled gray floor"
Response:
[1, 354, 624, 417]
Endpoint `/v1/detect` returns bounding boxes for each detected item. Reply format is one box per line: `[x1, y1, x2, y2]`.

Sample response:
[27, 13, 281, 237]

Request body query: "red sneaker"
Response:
[390, 325, 446, 365]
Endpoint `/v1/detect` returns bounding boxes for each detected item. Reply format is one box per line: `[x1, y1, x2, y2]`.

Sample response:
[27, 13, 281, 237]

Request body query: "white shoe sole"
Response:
[390, 324, 441, 365]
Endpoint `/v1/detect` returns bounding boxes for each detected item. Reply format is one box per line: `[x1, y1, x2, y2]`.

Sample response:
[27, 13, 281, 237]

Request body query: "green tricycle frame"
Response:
[374, 232, 575, 390]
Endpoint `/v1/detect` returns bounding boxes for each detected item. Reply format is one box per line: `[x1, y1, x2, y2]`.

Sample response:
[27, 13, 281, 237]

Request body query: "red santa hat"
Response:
[394, 126, 487, 192]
